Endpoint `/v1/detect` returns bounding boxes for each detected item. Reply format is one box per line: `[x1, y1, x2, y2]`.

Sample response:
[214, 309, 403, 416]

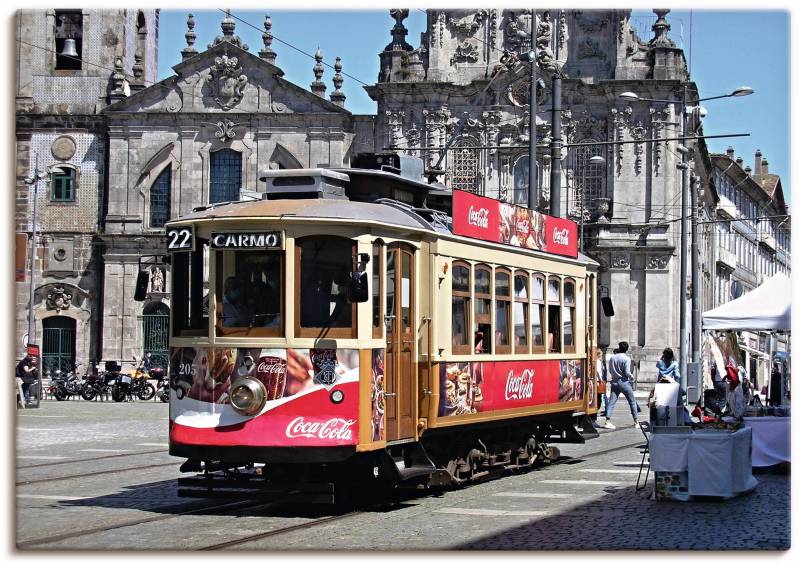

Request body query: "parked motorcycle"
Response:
[81, 363, 117, 401]
[155, 371, 169, 403]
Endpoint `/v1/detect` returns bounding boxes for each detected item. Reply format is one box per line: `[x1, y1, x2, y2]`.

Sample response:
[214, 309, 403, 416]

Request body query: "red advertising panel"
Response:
[439, 359, 584, 417]
[451, 190, 578, 258]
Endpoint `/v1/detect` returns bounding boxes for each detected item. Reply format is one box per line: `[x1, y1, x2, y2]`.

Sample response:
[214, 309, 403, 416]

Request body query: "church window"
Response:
[149, 168, 171, 228]
[450, 138, 481, 195]
[54, 10, 83, 71]
[210, 149, 242, 204]
[51, 168, 76, 202]
[569, 140, 606, 211]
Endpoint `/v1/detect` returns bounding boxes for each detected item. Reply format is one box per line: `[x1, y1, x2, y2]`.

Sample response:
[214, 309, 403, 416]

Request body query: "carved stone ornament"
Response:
[647, 255, 670, 270]
[51, 136, 76, 161]
[448, 10, 488, 37]
[46, 286, 73, 312]
[451, 39, 480, 65]
[610, 254, 630, 269]
[201, 119, 246, 143]
[575, 11, 610, 33]
[208, 55, 248, 111]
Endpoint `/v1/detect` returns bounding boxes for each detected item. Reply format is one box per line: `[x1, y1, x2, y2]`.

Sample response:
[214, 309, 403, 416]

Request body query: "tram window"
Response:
[372, 242, 383, 338]
[216, 250, 282, 335]
[474, 265, 492, 354]
[495, 268, 511, 353]
[296, 236, 355, 338]
[513, 273, 529, 352]
[563, 279, 576, 352]
[171, 241, 209, 336]
[452, 262, 471, 353]
[531, 274, 545, 351]
[401, 252, 412, 333]
[547, 277, 562, 353]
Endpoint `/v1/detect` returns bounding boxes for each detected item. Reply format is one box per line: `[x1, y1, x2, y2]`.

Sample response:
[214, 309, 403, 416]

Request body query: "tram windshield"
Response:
[217, 250, 282, 330]
[171, 241, 209, 336]
[296, 236, 355, 333]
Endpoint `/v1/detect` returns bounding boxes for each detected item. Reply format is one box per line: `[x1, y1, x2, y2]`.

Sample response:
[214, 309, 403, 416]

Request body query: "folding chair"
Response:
[636, 420, 651, 491]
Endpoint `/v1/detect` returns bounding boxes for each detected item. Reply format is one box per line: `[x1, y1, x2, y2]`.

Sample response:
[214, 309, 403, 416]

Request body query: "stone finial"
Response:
[726, 146, 735, 159]
[744, 165, 752, 176]
[209, 9, 249, 50]
[259, 14, 277, 64]
[330, 56, 346, 107]
[736, 156, 744, 167]
[109, 55, 129, 99]
[310, 47, 327, 97]
[650, 9, 676, 48]
[181, 13, 197, 60]
[385, 9, 412, 51]
[132, 53, 144, 81]
[762, 159, 769, 175]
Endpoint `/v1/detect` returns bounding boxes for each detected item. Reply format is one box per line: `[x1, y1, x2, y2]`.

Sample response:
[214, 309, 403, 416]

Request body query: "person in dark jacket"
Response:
[16, 356, 38, 406]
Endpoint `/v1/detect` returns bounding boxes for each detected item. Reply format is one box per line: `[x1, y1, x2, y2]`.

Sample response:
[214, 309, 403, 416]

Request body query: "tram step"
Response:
[390, 442, 438, 481]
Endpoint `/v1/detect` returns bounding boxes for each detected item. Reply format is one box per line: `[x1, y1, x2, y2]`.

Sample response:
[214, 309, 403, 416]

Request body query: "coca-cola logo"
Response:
[552, 227, 570, 246]
[505, 368, 535, 400]
[515, 218, 530, 234]
[256, 359, 286, 374]
[468, 206, 490, 228]
[285, 417, 355, 440]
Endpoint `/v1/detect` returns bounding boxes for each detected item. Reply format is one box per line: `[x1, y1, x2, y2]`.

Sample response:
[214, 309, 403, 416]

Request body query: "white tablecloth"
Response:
[650, 427, 758, 498]
[743, 416, 791, 466]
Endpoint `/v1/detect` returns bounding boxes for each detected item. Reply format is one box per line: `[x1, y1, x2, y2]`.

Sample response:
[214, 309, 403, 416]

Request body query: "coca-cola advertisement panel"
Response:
[169, 346, 359, 447]
[452, 190, 578, 258]
[438, 359, 584, 417]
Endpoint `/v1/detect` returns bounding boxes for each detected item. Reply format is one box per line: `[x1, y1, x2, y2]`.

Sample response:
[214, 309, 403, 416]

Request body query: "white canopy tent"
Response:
[702, 273, 791, 331]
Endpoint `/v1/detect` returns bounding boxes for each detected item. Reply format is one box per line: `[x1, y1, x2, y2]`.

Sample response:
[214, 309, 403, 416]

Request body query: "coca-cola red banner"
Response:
[169, 346, 360, 447]
[452, 190, 578, 259]
[439, 358, 584, 417]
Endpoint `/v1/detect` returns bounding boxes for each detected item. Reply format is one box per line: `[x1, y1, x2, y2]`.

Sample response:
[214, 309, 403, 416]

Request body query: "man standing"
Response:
[603, 341, 639, 429]
[16, 355, 38, 407]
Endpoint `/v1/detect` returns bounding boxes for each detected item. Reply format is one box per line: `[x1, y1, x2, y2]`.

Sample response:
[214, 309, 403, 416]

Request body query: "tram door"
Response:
[385, 244, 416, 440]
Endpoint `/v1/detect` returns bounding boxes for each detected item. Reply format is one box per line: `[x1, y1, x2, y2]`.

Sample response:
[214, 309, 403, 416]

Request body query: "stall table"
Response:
[742, 416, 790, 467]
[650, 426, 758, 500]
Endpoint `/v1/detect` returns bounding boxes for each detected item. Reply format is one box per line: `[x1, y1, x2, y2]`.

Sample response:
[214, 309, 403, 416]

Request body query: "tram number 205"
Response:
[177, 362, 196, 377]
[166, 227, 194, 251]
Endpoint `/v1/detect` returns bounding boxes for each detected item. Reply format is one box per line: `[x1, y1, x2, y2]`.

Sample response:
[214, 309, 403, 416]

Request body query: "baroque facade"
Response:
[367, 8, 713, 384]
[15, 10, 373, 372]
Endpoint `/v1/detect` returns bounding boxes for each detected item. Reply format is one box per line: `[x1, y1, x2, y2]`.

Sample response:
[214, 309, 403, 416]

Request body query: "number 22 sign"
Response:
[166, 226, 194, 251]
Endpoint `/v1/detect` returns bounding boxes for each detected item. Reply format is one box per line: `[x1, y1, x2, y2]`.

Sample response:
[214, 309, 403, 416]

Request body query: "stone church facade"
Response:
[368, 9, 715, 382]
[15, 10, 373, 371]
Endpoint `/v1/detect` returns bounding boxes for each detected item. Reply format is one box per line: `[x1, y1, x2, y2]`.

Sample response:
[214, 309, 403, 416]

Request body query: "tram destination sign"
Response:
[452, 190, 578, 258]
[210, 231, 284, 250]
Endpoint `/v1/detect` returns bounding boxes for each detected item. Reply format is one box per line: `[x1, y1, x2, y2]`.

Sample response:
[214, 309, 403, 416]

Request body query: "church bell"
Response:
[60, 38, 78, 58]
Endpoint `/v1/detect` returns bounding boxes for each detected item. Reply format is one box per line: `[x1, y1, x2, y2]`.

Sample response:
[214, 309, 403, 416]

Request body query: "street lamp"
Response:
[618, 85, 753, 404]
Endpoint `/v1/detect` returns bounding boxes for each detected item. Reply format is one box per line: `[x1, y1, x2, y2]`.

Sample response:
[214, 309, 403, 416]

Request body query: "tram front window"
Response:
[297, 236, 355, 336]
[217, 250, 282, 332]
[172, 241, 209, 336]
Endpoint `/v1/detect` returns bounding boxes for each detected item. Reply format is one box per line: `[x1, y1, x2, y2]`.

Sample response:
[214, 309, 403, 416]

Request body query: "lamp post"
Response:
[618, 85, 753, 401]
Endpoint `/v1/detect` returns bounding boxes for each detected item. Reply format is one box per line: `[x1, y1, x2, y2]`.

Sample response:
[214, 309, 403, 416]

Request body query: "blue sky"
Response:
[157, 8, 790, 197]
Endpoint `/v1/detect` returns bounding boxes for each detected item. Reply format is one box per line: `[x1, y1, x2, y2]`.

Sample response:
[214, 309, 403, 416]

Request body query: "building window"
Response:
[513, 155, 542, 206]
[495, 268, 512, 354]
[54, 10, 82, 70]
[531, 273, 545, 352]
[210, 149, 242, 204]
[149, 168, 171, 228]
[452, 261, 471, 354]
[450, 138, 480, 195]
[474, 265, 492, 353]
[569, 140, 606, 211]
[513, 272, 529, 352]
[51, 168, 76, 201]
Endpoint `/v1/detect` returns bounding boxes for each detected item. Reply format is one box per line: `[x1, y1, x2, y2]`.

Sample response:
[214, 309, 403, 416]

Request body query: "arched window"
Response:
[569, 140, 606, 211]
[54, 10, 82, 70]
[450, 138, 480, 194]
[149, 168, 171, 228]
[142, 302, 170, 368]
[210, 149, 242, 204]
[512, 155, 541, 206]
[51, 166, 77, 202]
[452, 262, 471, 354]
[495, 268, 512, 354]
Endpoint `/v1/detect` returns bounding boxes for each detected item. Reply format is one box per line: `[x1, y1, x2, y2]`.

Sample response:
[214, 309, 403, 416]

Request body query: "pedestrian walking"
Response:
[602, 341, 639, 429]
[16, 355, 38, 407]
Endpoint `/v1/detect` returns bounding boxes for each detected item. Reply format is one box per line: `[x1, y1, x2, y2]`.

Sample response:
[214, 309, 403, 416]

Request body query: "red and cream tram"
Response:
[166, 155, 601, 501]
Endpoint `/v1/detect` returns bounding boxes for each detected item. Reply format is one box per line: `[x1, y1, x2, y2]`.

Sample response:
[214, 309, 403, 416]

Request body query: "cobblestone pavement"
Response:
[15, 400, 791, 551]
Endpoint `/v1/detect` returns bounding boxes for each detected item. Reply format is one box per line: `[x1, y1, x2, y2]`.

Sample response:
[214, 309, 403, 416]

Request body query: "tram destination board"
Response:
[210, 231, 284, 250]
[166, 226, 195, 252]
[452, 190, 578, 259]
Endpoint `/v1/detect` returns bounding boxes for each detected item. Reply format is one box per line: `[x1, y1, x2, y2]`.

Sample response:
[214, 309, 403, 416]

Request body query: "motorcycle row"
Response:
[45, 355, 169, 403]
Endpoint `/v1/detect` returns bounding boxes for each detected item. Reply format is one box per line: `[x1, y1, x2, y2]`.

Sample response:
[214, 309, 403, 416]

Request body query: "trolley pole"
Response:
[528, 9, 538, 210]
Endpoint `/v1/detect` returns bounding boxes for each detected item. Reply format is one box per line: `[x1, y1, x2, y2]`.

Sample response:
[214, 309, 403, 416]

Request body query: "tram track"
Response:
[16, 461, 177, 486]
[16, 448, 168, 470]
[17, 436, 646, 550]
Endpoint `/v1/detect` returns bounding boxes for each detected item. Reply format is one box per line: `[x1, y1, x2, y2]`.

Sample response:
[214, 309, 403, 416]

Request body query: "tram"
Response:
[166, 154, 602, 501]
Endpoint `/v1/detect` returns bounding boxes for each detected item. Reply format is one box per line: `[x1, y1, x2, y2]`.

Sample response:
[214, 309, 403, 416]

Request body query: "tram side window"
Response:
[217, 250, 282, 334]
[513, 272, 529, 352]
[547, 277, 562, 353]
[451, 262, 471, 354]
[495, 268, 511, 354]
[474, 265, 492, 354]
[372, 242, 383, 339]
[172, 241, 209, 336]
[531, 274, 545, 351]
[563, 279, 576, 352]
[296, 236, 355, 337]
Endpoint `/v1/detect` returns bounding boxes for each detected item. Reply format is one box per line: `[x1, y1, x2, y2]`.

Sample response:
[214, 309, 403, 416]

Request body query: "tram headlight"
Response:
[229, 377, 266, 416]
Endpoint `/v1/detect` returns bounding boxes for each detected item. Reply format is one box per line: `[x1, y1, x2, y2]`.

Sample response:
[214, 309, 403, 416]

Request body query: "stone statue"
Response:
[150, 267, 164, 293]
